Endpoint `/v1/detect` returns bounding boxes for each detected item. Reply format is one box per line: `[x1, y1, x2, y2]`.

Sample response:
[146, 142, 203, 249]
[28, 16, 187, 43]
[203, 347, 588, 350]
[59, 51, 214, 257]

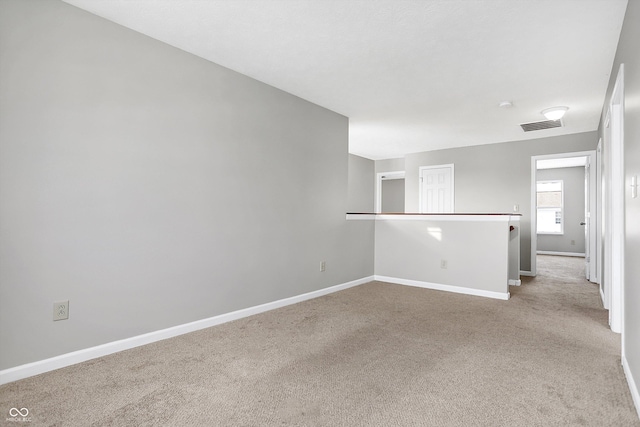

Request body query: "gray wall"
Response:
[348, 154, 375, 212]
[375, 158, 405, 174]
[403, 132, 598, 272]
[599, 0, 640, 406]
[381, 179, 405, 213]
[536, 167, 586, 254]
[0, 0, 373, 370]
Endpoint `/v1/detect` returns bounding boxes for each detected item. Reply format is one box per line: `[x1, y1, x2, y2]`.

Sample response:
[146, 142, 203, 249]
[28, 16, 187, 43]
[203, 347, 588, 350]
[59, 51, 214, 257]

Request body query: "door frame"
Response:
[418, 164, 455, 213]
[530, 151, 597, 279]
[606, 64, 625, 335]
[376, 171, 405, 213]
[596, 138, 603, 291]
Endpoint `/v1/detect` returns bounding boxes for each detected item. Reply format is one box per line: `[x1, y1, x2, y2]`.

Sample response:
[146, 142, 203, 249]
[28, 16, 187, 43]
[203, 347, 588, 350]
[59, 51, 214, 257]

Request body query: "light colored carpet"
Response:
[1, 255, 638, 426]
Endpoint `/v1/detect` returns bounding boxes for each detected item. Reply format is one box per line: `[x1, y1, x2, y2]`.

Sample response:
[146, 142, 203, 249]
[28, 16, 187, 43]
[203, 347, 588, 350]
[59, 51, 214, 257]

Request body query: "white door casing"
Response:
[530, 152, 597, 279]
[607, 64, 624, 335]
[376, 171, 405, 213]
[584, 159, 593, 280]
[596, 139, 603, 291]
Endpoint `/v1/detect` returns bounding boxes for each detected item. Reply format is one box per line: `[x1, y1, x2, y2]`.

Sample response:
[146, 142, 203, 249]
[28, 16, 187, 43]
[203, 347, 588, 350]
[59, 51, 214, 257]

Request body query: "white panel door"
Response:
[420, 166, 454, 213]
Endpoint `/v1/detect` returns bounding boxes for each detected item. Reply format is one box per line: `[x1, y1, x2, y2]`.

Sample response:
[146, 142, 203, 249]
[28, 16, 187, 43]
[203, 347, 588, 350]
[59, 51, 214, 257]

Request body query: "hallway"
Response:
[513, 255, 638, 424]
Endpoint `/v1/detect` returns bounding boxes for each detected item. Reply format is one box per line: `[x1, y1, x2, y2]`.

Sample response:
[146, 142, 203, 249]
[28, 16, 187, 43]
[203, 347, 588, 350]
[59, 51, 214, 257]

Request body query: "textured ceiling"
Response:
[63, 0, 628, 160]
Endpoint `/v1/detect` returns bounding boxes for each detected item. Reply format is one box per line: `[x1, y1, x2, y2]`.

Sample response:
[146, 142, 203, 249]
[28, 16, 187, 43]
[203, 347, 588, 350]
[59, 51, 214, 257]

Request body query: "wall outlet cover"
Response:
[53, 301, 69, 321]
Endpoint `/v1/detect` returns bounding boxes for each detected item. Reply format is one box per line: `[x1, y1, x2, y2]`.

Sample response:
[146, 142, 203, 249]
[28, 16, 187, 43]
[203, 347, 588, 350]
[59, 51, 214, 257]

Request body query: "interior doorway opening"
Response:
[376, 171, 405, 213]
[530, 151, 597, 282]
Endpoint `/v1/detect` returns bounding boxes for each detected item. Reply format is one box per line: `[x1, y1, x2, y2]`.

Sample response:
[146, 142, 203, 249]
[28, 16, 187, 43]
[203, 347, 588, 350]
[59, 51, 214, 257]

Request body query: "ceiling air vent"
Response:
[520, 119, 563, 132]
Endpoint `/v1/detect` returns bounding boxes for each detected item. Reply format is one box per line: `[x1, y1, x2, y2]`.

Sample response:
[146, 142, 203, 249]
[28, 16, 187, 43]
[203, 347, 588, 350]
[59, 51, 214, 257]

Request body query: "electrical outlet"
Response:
[440, 259, 448, 269]
[53, 301, 69, 321]
[320, 261, 326, 272]
[513, 204, 519, 212]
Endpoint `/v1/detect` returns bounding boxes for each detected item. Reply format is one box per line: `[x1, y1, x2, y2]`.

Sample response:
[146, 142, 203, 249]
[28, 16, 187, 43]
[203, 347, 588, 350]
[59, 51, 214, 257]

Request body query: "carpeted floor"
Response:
[1, 255, 638, 426]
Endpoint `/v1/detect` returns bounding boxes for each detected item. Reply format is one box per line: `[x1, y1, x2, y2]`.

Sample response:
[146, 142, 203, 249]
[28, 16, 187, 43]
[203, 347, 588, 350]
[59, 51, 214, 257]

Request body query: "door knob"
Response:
[580, 222, 586, 225]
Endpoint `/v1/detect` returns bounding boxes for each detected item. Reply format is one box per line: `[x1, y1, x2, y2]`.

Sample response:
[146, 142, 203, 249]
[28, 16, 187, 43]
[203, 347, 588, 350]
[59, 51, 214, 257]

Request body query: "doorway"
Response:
[376, 171, 405, 213]
[530, 151, 597, 281]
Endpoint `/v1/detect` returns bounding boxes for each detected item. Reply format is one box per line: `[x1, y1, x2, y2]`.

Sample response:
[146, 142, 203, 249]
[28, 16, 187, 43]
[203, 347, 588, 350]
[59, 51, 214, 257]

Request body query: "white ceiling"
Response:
[537, 156, 587, 170]
[63, 0, 628, 160]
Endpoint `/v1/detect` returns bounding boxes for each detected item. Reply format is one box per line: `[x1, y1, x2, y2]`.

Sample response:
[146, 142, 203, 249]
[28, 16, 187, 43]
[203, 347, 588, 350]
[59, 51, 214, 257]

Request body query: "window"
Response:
[537, 180, 563, 234]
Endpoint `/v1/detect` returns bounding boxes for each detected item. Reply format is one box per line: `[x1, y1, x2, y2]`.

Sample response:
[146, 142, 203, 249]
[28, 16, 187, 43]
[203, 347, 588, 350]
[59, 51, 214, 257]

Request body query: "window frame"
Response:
[536, 179, 564, 235]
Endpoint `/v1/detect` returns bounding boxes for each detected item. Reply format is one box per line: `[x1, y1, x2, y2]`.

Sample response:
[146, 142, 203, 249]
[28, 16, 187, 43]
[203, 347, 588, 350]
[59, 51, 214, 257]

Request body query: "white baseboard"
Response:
[374, 275, 509, 300]
[623, 355, 640, 421]
[520, 270, 534, 277]
[537, 251, 586, 257]
[508, 279, 522, 286]
[599, 286, 606, 308]
[0, 276, 374, 385]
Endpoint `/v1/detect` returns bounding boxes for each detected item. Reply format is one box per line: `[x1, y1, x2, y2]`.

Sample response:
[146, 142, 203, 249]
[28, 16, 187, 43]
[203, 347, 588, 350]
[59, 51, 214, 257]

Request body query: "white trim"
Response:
[418, 163, 455, 213]
[374, 275, 510, 300]
[531, 150, 597, 279]
[346, 214, 376, 220]
[536, 251, 586, 257]
[0, 276, 374, 385]
[608, 64, 625, 335]
[379, 171, 405, 179]
[600, 286, 605, 308]
[520, 270, 534, 277]
[347, 214, 518, 222]
[537, 157, 588, 169]
[376, 214, 515, 222]
[531, 156, 538, 276]
[596, 139, 603, 285]
[376, 171, 405, 213]
[623, 356, 640, 421]
[586, 156, 597, 282]
[531, 152, 598, 163]
[508, 279, 522, 286]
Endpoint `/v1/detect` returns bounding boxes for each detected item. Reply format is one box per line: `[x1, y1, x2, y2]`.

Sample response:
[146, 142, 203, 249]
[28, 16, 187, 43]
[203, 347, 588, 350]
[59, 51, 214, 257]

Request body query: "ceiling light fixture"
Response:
[499, 101, 513, 108]
[541, 106, 569, 121]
